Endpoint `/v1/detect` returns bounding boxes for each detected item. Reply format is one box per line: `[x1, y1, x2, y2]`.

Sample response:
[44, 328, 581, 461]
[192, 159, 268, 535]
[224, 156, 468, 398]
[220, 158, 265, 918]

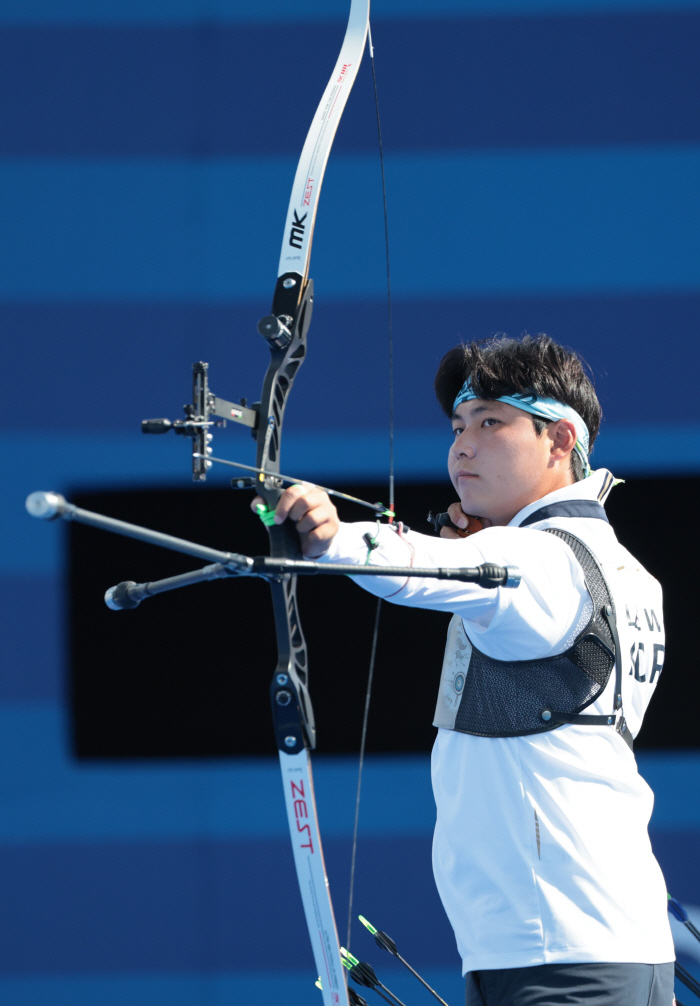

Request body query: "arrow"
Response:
[193, 453, 392, 516]
[358, 915, 451, 1006]
[316, 977, 369, 1006]
[669, 894, 700, 944]
[340, 947, 410, 1006]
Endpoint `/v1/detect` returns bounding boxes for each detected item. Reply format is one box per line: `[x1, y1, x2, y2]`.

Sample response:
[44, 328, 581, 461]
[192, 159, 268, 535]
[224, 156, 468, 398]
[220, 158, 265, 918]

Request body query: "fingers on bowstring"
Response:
[447, 501, 469, 529]
[439, 525, 465, 539]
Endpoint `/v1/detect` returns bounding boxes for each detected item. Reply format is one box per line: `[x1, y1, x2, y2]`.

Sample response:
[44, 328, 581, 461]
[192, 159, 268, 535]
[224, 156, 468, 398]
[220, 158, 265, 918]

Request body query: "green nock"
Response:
[315, 977, 323, 990]
[340, 947, 360, 967]
[358, 915, 377, 935]
[255, 502, 277, 527]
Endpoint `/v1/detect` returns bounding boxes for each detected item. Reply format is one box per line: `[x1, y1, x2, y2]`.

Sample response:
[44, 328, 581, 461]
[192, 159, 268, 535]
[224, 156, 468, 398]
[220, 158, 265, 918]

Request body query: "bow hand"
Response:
[252, 485, 339, 558]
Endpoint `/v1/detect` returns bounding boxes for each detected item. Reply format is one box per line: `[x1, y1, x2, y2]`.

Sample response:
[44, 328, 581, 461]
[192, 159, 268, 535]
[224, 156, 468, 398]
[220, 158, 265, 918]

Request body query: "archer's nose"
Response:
[452, 433, 476, 459]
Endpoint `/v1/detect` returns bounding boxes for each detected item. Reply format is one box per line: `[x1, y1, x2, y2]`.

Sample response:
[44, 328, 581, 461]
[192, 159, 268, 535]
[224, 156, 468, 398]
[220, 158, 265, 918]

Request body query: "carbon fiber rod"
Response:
[104, 564, 232, 610]
[25, 491, 253, 571]
[675, 962, 700, 1001]
[103, 557, 519, 610]
[253, 557, 520, 587]
[26, 491, 521, 613]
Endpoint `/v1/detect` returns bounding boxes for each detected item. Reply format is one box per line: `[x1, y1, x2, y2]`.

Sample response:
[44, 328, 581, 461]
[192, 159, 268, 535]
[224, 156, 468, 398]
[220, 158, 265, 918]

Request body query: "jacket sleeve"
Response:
[317, 521, 592, 661]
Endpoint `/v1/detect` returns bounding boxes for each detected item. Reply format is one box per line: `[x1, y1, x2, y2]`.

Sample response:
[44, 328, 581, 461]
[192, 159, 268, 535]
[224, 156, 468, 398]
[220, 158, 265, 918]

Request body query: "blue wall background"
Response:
[2, 1, 700, 1002]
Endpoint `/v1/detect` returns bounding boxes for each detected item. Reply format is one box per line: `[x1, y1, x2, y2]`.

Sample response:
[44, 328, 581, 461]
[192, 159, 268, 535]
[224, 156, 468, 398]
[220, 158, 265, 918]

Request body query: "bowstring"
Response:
[346, 595, 382, 952]
[369, 20, 395, 521]
[346, 19, 395, 953]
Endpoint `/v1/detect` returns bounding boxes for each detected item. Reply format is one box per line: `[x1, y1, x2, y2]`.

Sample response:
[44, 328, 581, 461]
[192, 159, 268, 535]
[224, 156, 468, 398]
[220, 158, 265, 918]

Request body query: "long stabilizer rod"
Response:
[26, 491, 521, 611]
[25, 491, 253, 571]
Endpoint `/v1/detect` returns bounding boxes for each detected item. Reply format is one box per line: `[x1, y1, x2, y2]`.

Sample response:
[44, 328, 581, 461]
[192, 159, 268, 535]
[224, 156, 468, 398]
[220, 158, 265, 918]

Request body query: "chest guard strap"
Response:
[451, 528, 631, 749]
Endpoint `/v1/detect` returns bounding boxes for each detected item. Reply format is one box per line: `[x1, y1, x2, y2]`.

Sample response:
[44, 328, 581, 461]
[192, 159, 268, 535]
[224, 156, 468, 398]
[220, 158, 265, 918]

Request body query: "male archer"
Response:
[255, 334, 675, 1006]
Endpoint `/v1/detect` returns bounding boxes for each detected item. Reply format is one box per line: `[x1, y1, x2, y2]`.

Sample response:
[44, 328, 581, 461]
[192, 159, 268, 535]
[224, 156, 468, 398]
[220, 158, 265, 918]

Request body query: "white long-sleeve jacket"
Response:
[318, 469, 674, 975]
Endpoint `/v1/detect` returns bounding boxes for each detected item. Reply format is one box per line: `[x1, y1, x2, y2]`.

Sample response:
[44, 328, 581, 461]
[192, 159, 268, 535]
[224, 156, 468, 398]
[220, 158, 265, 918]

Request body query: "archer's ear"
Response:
[549, 419, 577, 458]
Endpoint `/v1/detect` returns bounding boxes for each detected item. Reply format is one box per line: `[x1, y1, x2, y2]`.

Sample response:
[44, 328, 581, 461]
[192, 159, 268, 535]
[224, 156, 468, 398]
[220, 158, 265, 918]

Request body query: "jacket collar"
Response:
[509, 469, 615, 529]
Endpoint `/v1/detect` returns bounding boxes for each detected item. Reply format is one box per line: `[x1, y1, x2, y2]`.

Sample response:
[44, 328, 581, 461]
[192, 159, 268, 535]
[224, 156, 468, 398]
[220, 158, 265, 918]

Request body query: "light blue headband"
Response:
[453, 379, 592, 477]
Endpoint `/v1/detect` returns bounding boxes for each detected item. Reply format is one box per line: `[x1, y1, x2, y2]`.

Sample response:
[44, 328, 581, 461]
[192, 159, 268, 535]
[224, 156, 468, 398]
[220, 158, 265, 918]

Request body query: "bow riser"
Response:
[256, 269, 316, 753]
[269, 575, 315, 753]
[256, 277, 313, 479]
[258, 257, 339, 1001]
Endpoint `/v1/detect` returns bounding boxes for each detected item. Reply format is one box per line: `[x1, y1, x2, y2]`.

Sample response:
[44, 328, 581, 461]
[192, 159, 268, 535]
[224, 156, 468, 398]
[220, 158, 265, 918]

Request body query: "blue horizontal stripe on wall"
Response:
[3, 293, 700, 435]
[0, 834, 450, 971]
[0, 829, 692, 973]
[0, 577, 63, 701]
[0, 770, 693, 972]
[2, 14, 700, 156]
[0, 966, 695, 1006]
[6, 425, 700, 574]
[2, 0, 700, 26]
[0, 702, 695, 840]
[1, 147, 699, 301]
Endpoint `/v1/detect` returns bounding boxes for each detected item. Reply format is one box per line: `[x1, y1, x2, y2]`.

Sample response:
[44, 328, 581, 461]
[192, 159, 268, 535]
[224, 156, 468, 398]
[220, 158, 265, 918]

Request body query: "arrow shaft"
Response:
[396, 953, 450, 1006]
[195, 453, 388, 514]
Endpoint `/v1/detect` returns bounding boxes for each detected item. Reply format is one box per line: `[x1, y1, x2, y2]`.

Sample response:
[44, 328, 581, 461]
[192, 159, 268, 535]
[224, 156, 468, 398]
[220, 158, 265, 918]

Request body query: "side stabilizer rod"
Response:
[26, 492, 521, 612]
[104, 555, 520, 610]
[105, 563, 233, 610]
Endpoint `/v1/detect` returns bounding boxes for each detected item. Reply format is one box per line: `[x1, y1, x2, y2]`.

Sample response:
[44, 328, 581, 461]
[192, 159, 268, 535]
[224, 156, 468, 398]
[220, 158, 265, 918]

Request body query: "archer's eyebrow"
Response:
[451, 402, 505, 421]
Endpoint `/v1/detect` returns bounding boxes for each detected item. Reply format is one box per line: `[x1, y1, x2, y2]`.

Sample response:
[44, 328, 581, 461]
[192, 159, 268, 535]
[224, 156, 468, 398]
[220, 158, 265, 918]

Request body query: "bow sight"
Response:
[140, 274, 313, 484]
[140, 360, 257, 481]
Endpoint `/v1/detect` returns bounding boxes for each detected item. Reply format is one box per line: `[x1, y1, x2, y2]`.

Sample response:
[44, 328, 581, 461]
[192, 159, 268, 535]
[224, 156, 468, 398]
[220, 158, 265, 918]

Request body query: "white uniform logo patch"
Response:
[433, 614, 472, 729]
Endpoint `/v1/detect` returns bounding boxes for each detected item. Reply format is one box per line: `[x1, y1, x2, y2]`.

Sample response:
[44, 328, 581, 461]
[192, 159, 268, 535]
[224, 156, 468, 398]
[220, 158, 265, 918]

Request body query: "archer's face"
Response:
[448, 399, 569, 526]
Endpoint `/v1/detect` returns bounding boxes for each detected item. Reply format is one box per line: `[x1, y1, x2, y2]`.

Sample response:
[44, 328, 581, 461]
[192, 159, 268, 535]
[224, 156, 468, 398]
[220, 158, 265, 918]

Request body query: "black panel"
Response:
[68, 481, 453, 758]
[605, 477, 700, 749]
[69, 476, 699, 758]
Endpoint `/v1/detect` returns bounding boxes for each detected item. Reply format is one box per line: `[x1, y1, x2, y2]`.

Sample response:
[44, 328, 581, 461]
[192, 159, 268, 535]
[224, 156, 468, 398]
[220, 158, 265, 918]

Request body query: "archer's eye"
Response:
[483, 417, 500, 427]
[452, 426, 464, 438]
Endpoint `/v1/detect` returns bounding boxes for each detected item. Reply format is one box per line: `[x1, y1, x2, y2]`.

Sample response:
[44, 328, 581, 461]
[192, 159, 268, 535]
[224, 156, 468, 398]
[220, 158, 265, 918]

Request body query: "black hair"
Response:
[434, 334, 601, 482]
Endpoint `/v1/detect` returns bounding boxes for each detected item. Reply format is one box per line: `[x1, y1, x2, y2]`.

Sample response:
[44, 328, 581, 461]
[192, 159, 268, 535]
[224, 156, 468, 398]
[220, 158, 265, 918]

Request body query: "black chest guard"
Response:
[451, 527, 631, 748]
